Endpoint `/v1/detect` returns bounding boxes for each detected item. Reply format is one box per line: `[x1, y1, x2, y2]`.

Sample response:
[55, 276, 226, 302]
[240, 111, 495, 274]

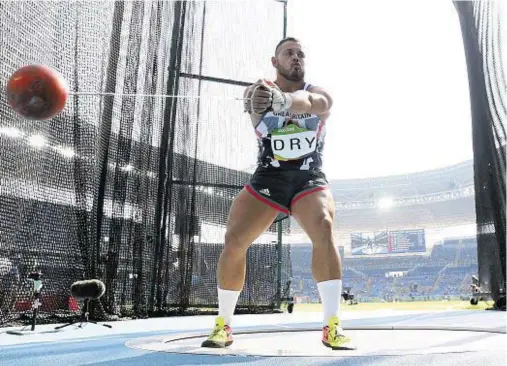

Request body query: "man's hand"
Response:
[243, 79, 292, 114]
[243, 80, 271, 114]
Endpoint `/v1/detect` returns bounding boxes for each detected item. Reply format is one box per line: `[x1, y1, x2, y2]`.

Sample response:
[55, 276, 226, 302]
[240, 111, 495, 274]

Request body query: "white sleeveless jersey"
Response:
[254, 82, 326, 171]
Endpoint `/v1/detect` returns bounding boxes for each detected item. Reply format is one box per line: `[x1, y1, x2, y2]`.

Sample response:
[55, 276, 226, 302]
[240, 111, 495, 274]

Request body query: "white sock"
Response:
[218, 287, 241, 326]
[317, 279, 342, 327]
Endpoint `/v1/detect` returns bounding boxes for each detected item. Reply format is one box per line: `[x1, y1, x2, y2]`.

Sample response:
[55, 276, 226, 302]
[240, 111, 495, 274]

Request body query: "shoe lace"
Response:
[329, 324, 344, 342]
[210, 325, 225, 338]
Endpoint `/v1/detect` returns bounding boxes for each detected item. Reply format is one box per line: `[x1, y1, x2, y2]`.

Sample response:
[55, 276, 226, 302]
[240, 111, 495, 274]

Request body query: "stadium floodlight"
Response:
[28, 134, 46, 149]
[377, 197, 394, 210]
[120, 164, 134, 172]
[55, 146, 75, 158]
[0, 126, 23, 138]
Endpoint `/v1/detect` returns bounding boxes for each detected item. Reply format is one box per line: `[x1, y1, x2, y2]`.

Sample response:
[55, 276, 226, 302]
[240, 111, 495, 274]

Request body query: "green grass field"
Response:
[290, 300, 494, 312]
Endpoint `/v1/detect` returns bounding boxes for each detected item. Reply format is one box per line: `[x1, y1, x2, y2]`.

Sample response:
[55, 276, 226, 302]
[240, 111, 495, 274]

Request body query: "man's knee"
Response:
[310, 212, 334, 245]
[223, 230, 250, 256]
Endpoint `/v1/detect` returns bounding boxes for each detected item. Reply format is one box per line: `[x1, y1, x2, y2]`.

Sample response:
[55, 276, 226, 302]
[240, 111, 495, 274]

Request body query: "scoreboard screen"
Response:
[351, 232, 389, 255]
[351, 229, 426, 255]
[388, 229, 426, 253]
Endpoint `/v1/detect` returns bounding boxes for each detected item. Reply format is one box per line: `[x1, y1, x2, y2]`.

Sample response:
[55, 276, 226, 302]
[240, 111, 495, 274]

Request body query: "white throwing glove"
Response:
[243, 79, 292, 114]
[263, 80, 293, 113]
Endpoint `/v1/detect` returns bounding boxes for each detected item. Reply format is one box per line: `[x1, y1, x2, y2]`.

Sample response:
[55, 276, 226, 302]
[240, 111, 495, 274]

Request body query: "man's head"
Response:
[272, 37, 305, 82]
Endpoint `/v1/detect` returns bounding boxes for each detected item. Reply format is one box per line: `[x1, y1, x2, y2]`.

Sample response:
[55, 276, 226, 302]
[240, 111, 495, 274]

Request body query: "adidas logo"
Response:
[259, 188, 270, 196]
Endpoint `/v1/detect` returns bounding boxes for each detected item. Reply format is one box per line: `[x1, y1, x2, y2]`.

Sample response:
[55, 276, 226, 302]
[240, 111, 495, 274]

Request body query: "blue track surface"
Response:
[1, 311, 505, 366]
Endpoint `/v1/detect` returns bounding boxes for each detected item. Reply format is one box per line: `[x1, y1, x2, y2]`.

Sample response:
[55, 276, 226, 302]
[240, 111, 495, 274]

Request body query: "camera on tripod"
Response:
[342, 286, 358, 305]
[6, 271, 43, 335]
[28, 271, 42, 281]
[28, 271, 43, 294]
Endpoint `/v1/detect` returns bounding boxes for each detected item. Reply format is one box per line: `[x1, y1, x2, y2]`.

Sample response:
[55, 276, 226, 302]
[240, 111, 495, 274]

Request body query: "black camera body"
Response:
[28, 271, 42, 281]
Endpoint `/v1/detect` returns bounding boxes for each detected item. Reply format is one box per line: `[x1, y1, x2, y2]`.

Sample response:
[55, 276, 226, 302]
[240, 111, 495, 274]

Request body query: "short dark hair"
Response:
[275, 37, 300, 55]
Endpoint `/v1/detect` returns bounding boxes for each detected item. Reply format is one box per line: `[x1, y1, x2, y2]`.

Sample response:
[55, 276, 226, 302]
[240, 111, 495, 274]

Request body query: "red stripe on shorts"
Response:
[245, 185, 290, 215]
[291, 186, 328, 206]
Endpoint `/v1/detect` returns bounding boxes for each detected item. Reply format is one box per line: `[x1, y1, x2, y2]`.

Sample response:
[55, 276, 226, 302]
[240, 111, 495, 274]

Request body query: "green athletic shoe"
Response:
[201, 316, 234, 348]
[322, 315, 356, 350]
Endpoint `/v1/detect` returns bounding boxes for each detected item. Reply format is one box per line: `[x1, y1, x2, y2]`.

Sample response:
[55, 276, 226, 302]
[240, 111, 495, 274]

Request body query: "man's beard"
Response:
[278, 66, 304, 82]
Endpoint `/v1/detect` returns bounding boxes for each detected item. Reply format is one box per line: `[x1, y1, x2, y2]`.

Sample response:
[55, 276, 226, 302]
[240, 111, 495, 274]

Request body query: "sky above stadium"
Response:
[286, 0, 474, 179]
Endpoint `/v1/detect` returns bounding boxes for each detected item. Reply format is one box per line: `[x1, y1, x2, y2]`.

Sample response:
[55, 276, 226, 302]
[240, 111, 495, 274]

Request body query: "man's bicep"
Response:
[308, 85, 333, 122]
[318, 111, 331, 123]
[308, 86, 333, 111]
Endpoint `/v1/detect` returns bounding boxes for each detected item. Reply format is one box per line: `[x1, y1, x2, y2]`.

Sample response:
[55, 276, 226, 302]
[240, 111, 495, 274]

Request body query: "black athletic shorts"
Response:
[245, 168, 329, 216]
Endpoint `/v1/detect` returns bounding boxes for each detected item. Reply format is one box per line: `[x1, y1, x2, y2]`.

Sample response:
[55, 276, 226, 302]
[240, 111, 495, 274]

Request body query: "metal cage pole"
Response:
[275, 0, 288, 309]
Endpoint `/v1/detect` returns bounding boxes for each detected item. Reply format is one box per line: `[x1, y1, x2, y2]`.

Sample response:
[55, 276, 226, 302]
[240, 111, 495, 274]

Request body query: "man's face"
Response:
[272, 41, 305, 82]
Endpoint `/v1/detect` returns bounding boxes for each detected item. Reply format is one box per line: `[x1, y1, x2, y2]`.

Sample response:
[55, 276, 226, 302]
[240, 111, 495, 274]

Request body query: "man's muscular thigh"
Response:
[291, 188, 335, 243]
[224, 188, 279, 251]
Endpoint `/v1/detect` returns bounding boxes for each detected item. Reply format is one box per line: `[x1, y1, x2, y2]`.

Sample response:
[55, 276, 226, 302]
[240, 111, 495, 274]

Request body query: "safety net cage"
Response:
[454, 0, 506, 308]
[0, 0, 291, 326]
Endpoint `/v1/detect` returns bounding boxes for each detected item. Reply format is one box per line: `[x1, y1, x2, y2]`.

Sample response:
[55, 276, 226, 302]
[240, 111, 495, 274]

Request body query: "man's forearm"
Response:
[285, 90, 330, 115]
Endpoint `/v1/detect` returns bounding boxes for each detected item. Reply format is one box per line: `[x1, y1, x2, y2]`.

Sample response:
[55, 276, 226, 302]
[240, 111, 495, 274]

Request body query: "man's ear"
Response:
[271, 56, 277, 68]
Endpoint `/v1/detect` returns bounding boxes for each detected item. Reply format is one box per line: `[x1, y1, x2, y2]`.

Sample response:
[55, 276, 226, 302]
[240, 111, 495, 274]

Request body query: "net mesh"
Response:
[0, 0, 291, 326]
[454, 0, 506, 306]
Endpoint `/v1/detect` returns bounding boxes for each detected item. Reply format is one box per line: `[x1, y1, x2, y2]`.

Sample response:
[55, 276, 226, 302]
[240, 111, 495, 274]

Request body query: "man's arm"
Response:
[243, 83, 266, 128]
[287, 86, 333, 116]
[247, 112, 263, 128]
[244, 82, 333, 126]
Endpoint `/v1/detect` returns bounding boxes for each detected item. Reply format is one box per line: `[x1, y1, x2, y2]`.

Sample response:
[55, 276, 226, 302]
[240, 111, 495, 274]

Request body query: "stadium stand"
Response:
[291, 237, 478, 303]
